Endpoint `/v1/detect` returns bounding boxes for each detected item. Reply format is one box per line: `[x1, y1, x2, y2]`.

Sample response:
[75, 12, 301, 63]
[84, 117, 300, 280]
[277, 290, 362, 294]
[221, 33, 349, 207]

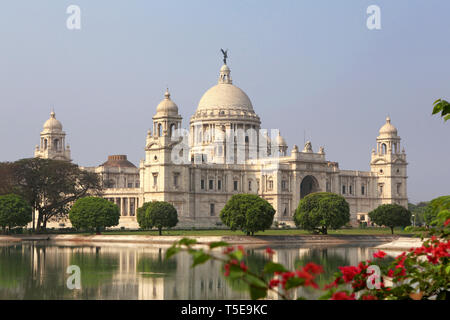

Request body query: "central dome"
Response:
[197, 83, 254, 112]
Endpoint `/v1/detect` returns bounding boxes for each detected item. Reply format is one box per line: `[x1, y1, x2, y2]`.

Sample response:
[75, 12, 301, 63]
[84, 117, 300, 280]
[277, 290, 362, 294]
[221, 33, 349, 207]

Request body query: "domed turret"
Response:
[43, 111, 63, 132]
[378, 117, 398, 136]
[156, 89, 179, 116]
[35, 110, 71, 161]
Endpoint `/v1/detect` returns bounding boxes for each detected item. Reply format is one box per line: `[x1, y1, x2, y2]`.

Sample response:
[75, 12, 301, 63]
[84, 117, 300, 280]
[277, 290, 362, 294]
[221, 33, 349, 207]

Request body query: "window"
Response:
[268, 180, 273, 191]
[218, 180, 222, 190]
[153, 174, 158, 187]
[248, 180, 252, 191]
[201, 179, 205, 190]
[361, 185, 365, 195]
[349, 185, 352, 195]
[174, 174, 179, 187]
[397, 183, 401, 195]
[210, 203, 215, 216]
[281, 180, 287, 191]
[209, 179, 214, 190]
[233, 181, 238, 191]
[283, 207, 287, 216]
[128, 183, 133, 188]
[342, 186, 346, 194]
[379, 184, 384, 196]
[135, 182, 140, 188]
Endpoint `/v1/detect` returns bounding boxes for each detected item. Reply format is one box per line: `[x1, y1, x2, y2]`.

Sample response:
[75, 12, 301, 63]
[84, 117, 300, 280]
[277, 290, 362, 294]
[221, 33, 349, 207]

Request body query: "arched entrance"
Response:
[300, 175, 320, 198]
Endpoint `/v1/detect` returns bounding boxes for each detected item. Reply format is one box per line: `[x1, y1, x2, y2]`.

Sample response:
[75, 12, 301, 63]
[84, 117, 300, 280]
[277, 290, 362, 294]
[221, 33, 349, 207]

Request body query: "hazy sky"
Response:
[0, 0, 449, 203]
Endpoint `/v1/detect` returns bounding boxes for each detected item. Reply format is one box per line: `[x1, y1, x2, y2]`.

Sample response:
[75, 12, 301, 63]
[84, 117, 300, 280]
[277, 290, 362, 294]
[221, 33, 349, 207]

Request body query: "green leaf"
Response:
[209, 241, 229, 249]
[230, 250, 244, 261]
[249, 285, 267, 300]
[445, 265, 450, 274]
[263, 262, 288, 274]
[244, 274, 267, 288]
[165, 246, 180, 259]
[178, 238, 197, 247]
[192, 251, 211, 267]
[285, 277, 305, 290]
[318, 291, 333, 300]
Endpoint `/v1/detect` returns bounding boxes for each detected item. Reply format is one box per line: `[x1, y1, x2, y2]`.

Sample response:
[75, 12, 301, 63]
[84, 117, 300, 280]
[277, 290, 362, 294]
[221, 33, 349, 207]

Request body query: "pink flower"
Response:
[265, 247, 275, 255]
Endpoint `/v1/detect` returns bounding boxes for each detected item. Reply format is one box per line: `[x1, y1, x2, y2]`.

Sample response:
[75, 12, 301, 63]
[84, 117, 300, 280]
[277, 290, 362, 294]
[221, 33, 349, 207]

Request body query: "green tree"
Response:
[11, 158, 102, 232]
[432, 98, 450, 121]
[136, 201, 156, 229]
[220, 194, 275, 236]
[138, 201, 178, 235]
[69, 197, 120, 233]
[408, 202, 430, 226]
[294, 192, 350, 235]
[427, 195, 450, 227]
[368, 204, 411, 234]
[0, 194, 32, 233]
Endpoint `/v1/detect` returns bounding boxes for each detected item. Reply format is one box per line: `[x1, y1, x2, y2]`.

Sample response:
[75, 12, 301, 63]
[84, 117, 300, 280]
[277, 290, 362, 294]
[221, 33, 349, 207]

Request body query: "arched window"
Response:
[158, 123, 162, 137]
[170, 123, 176, 137]
[44, 139, 48, 150]
[381, 143, 387, 154]
[53, 139, 59, 151]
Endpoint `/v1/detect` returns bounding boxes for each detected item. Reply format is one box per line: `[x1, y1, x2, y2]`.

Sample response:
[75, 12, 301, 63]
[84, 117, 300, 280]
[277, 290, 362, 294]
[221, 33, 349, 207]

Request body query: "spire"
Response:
[164, 87, 171, 100]
[50, 110, 56, 119]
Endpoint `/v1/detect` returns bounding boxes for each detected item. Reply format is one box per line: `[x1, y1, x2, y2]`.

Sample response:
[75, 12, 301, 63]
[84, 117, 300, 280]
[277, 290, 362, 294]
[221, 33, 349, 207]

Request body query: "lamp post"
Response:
[412, 214, 415, 227]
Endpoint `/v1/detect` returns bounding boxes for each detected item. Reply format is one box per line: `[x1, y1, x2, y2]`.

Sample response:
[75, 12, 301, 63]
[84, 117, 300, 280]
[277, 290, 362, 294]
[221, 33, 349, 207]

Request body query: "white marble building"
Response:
[34, 59, 408, 229]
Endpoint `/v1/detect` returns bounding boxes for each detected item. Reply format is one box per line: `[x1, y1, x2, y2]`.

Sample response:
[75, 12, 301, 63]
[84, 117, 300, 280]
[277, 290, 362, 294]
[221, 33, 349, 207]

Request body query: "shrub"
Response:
[220, 194, 275, 236]
[368, 204, 411, 234]
[137, 201, 178, 235]
[69, 197, 120, 233]
[294, 192, 350, 234]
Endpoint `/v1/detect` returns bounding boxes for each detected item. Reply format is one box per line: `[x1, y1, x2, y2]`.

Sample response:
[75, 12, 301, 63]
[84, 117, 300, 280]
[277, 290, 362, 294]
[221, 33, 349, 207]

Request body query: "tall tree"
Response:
[11, 158, 102, 231]
[0, 162, 16, 195]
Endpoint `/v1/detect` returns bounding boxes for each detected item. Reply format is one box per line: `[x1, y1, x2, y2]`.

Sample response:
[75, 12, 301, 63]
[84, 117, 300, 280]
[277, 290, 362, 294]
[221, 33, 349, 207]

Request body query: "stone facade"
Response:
[35, 60, 408, 229]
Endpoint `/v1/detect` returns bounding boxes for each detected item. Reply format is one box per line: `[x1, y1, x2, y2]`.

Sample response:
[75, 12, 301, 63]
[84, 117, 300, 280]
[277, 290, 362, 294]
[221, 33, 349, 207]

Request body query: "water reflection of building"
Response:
[1, 243, 389, 300]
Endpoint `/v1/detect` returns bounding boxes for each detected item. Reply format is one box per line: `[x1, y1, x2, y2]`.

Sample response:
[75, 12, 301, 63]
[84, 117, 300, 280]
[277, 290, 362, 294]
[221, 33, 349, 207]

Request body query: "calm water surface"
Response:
[0, 241, 392, 300]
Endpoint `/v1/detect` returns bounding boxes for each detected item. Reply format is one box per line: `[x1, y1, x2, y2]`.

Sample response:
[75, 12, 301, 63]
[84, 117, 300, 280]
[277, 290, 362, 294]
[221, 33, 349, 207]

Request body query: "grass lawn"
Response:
[89, 227, 417, 237]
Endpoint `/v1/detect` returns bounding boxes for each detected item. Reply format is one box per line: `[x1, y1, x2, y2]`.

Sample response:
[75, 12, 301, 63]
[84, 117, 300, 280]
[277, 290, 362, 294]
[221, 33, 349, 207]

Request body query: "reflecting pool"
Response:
[0, 241, 396, 300]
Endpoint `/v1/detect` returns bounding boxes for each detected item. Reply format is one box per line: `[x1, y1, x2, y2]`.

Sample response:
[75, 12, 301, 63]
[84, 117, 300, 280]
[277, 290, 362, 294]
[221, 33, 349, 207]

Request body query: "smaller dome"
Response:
[276, 133, 287, 146]
[156, 89, 179, 116]
[379, 117, 397, 136]
[101, 155, 136, 168]
[220, 64, 230, 72]
[43, 111, 63, 131]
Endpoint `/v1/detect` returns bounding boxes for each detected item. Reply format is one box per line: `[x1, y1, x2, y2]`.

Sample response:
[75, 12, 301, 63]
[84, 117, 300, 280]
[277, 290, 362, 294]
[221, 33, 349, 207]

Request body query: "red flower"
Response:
[373, 250, 387, 259]
[237, 245, 245, 255]
[295, 270, 319, 289]
[265, 247, 275, 255]
[324, 276, 341, 290]
[223, 246, 235, 254]
[269, 279, 280, 288]
[362, 294, 378, 300]
[240, 261, 248, 272]
[338, 266, 360, 283]
[444, 218, 450, 227]
[224, 263, 230, 277]
[331, 291, 355, 300]
[303, 262, 324, 275]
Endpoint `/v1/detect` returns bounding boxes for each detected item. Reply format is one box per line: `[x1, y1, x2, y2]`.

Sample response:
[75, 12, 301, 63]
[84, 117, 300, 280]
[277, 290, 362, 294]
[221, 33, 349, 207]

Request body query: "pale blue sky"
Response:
[0, 0, 449, 203]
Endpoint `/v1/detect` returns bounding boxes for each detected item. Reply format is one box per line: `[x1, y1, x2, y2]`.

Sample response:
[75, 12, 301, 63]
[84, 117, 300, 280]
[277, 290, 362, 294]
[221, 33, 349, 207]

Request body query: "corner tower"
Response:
[34, 111, 71, 161]
[370, 117, 408, 207]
